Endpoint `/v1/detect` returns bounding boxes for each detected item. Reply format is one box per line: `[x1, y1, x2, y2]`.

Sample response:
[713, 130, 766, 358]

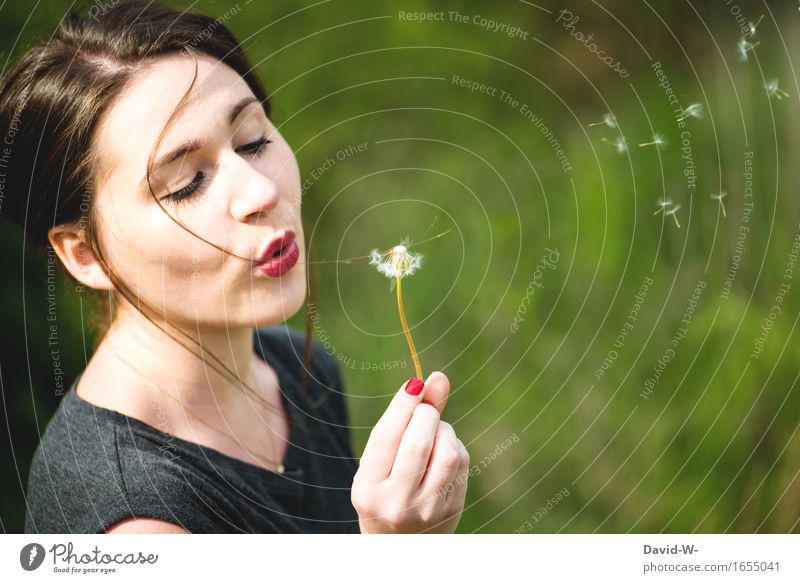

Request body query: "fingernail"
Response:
[405, 378, 424, 396]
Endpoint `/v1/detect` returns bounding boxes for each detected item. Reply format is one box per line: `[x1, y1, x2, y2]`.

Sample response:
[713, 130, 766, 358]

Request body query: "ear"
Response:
[47, 224, 115, 291]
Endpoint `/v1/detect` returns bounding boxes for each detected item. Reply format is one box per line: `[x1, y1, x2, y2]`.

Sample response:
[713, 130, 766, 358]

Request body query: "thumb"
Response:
[420, 370, 450, 415]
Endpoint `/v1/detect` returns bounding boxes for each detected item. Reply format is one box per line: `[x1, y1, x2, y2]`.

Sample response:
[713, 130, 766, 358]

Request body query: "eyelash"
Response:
[165, 137, 273, 204]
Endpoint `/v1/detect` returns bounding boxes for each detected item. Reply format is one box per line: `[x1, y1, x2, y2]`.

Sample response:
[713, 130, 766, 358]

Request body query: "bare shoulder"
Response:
[104, 517, 190, 534]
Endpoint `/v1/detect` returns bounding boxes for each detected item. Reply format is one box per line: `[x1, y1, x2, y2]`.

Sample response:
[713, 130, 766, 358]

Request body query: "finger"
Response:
[425, 438, 469, 534]
[418, 421, 466, 498]
[444, 440, 470, 511]
[420, 371, 450, 416]
[388, 402, 441, 488]
[356, 377, 426, 482]
[437, 469, 469, 533]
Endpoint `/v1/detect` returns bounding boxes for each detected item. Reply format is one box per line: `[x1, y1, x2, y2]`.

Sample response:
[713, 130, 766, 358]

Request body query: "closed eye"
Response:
[165, 171, 206, 205]
[236, 136, 272, 156]
[164, 137, 273, 204]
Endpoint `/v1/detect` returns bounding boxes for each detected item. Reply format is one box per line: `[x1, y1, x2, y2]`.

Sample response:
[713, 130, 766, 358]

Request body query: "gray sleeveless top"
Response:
[23, 326, 360, 533]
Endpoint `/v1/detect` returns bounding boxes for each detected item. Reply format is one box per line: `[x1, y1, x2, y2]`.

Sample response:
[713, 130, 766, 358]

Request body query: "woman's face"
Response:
[91, 52, 306, 328]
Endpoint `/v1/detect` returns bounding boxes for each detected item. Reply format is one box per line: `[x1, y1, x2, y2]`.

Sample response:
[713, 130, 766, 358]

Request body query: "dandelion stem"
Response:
[396, 276, 423, 380]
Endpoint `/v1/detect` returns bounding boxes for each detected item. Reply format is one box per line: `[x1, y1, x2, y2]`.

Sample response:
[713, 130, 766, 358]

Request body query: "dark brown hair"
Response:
[0, 0, 318, 424]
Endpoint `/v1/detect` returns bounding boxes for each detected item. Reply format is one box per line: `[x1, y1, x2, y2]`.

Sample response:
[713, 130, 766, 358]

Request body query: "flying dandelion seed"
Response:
[737, 39, 748, 61]
[587, 112, 617, 129]
[665, 204, 682, 228]
[369, 242, 424, 379]
[653, 199, 673, 215]
[746, 14, 764, 37]
[676, 103, 704, 122]
[737, 37, 760, 62]
[711, 191, 728, 218]
[601, 136, 627, 154]
[639, 134, 667, 149]
[765, 79, 790, 100]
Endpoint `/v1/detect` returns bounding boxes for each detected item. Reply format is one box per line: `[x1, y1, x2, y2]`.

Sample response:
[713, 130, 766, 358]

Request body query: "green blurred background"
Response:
[2, 0, 800, 533]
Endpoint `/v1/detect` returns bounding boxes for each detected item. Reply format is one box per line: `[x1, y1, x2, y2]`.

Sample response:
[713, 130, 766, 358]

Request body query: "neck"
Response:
[98, 304, 265, 415]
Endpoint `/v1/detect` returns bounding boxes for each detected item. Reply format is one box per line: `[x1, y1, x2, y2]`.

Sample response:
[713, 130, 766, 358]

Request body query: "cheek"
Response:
[270, 142, 301, 192]
[285, 155, 301, 188]
[148, 221, 224, 278]
[105, 206, 217, 293]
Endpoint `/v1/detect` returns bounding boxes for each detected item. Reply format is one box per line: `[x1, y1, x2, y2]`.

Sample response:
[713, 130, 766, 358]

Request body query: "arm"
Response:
[104, 517, 190, 534]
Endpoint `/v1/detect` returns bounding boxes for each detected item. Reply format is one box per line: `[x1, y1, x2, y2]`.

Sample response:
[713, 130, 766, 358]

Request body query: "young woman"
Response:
[2, 0, 469, 534]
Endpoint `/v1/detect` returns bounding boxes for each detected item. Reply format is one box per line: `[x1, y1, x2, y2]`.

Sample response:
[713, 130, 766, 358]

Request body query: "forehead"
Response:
[91, 53, 255, 188]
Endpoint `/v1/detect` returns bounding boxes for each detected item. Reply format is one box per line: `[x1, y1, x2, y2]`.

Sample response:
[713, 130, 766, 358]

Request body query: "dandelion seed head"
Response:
[369, 244, 423, 279]
[711, 191, 727, 201]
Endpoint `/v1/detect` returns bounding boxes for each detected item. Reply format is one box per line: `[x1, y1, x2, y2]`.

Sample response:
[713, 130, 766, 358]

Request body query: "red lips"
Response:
[255, 230, 300, 277]
[257, 230, 295, 264]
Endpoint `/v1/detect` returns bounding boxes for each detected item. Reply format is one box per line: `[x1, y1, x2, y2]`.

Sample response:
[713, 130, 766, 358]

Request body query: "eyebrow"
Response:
[149, 96, 262, 175]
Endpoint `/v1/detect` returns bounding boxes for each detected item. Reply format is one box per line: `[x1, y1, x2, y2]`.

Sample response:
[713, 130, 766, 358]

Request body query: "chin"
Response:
[253, 270, 307, 327]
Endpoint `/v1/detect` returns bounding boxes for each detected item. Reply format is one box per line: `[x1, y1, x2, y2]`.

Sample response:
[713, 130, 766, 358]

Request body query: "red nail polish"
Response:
[405, 378, 424, 396]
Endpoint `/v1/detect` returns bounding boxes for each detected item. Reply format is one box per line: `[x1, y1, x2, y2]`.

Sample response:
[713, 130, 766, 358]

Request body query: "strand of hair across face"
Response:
[100, 261, 284, 418]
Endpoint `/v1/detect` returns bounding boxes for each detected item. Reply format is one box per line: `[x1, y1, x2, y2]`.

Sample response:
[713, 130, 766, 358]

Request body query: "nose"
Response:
[228, 154, 280, 224]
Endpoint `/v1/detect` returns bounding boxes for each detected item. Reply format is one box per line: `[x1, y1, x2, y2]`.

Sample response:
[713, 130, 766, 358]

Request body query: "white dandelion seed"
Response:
[587, 112, 617, 129]
[653, 199, 674, 215]
[676, 103, 704, 122]
[711, 191, 728, 218]
[746, 14, 764, 37]
[765, 78, 789, 100]
[665, 203, 682, 228]
[639, 133, 667, 149]
[737, 37, 760, 62]
[601, 135, 627, 154]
